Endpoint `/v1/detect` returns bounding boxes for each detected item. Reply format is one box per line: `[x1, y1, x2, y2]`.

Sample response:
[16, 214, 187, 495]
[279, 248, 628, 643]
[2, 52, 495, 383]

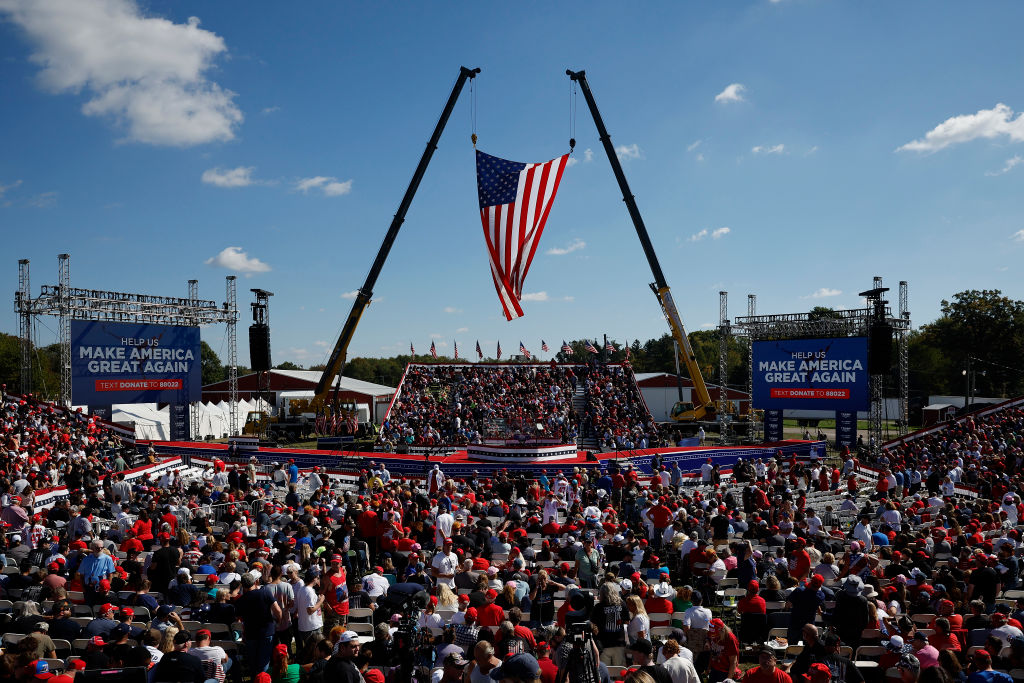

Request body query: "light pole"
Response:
[962, 357, 986, 409]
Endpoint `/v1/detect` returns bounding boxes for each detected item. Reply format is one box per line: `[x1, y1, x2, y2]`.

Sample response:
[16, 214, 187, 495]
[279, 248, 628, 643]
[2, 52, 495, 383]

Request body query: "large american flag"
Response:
[430, 341, 437, 359]
[561, 340, 573, 355]
[476, 340, 483, 360]
[584, 340, 599, 354]
[519, 341, 531, 359]
[541, 340, 549, 352]
[476, 150, 569, 320]
[496, 340, 502, 359]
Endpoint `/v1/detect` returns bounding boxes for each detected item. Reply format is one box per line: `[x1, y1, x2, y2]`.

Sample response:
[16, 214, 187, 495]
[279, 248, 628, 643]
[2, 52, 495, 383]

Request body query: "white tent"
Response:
[111, 404, 169, 440]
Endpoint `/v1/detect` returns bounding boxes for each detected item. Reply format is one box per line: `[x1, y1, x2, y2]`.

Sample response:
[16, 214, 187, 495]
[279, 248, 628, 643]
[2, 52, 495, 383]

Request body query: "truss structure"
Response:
[14, 255, 239, 434]
[729, 276, 911, 450]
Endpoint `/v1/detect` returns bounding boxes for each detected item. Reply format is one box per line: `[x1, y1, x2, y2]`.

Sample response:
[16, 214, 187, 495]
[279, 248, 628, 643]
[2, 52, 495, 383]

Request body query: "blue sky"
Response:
[2, 1, 1023, 369]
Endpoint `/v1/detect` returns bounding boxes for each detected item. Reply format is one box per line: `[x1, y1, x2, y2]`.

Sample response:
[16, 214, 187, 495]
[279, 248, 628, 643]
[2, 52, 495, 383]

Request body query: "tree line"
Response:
[2, 289, 1022, 402]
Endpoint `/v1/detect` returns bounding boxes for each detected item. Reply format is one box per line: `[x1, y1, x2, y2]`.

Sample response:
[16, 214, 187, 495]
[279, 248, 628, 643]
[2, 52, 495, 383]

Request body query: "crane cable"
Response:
[470, 77, 478, 148]
[569, 79, 577, 153]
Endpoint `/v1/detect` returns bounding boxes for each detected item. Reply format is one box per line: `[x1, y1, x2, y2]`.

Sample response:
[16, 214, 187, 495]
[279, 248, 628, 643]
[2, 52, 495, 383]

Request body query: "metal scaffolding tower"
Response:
[898, 281, 910, 437]
[188, 279, 200, 438]
[226, 276, 239, 437]
[747, 294, 759, 440]
[58, 254, 71, 406]
[14, 256, 238, 418]
[16, 260, 32, 395]
[718, 291, 730, 416]
[731, 276, 910, 450]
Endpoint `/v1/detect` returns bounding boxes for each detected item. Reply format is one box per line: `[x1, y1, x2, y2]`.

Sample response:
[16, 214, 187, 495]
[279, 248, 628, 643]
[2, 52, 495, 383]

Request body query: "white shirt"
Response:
[661, 654, 701, 683]
[881, 509, 902, 531]
[431, 551, 458, 589]
[853, 522, 873, 551]
[362, 572, 390, 598]
[189, 644, 228, 665]
[682, 605, 712, 630]
[295, 583, 323, 632]
[435, 513, 454, 546]
[700, 463, 714, 483]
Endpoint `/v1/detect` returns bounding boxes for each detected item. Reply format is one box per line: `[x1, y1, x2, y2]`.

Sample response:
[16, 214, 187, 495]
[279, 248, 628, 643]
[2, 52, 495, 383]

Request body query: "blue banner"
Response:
[835, 410, 857, 449]
[71, 321, 201, 405]
[753, 337, 869, 411]
[764, 409, 784, 442]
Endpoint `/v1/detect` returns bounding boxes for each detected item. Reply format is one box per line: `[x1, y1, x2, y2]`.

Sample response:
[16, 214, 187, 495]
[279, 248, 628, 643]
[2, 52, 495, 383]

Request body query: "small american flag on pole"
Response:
[476, 340, 483, 360]
[585, 340, 599, 354]
[561, 340, 573, 355]
[430, 341, 437, 359]
[519, 341, 530, 359]
[453, 340, 459, 360]
[410, 342, 415, 356]
[496, 341, 502, 359]
[541, 340, 549, 352]
[625, 341, 631, 361]
[605, 339, 615, 353]
[476, 150, 570, 320]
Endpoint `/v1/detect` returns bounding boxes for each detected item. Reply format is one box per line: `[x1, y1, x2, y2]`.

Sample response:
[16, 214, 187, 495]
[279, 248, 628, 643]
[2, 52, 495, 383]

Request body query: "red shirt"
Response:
[644, 597, 674, 619]
[324, 569, 349, 616]
[537, 655, 558, 683]
[709, 632, 740, 676]
[738, 595, 767, 614]
[743, 666, 793, 683]
[647, 505, 673, 528]
[477, 603, 506, 627]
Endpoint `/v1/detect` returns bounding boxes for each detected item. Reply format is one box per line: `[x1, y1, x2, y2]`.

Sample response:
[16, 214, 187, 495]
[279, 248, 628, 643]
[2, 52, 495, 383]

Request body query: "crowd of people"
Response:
[1, 381, 1023, 683]
[378, 362, 662, 453]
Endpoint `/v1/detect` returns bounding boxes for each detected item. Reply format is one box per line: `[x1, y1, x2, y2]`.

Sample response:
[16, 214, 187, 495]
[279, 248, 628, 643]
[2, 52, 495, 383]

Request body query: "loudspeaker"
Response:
[868, 322, 892, 375]
[248, 323, 272, 372]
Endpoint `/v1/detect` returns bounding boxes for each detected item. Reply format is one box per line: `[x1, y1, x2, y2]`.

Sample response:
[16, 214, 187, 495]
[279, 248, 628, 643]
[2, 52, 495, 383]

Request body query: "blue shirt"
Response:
[288, 464, 299, 483]
[968, 671, 1013, 683]
[77, 552, 116, 588]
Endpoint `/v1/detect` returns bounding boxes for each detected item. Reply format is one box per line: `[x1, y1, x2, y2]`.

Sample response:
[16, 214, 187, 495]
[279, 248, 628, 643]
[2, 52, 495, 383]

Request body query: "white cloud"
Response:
[0, 0, 243, 146]
[443, 306, 462, 314]
[26, 191, 57, 207]
[1012, 230, 1024, 242]
[986, 155, 1024, 176]
[313, 340, 329, 348]
[752, 144, 785, 155]
[898, 103, 1024, 153]
[261, 106, 279, 115]
[429, 333, 442, 339]
[806, 146, 819, 155]
[566, 157, 578, 167]
[584, 148, 594, 163]
[295, 176, 352, 196]
[687, 139, 702, 152]
[803, 287, 843, 299]
[0, 180, 23, 199]
[202, 166, 259, 188]
[456, 327, 468, 333]
[615, 144, 642, 160]
[546, 238, 586, 256]
[204, 246, 271, 275]
[696, 153, 705, 162]
[714, 83, 746, 104]
[521, 292, 549, 302]
[690, 227, 731, 242]
[340, 290, 359, 299]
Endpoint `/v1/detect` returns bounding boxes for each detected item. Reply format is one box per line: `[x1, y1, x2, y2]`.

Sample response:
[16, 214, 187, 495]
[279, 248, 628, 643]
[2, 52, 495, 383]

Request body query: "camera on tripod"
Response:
[559, 590, 601, 683]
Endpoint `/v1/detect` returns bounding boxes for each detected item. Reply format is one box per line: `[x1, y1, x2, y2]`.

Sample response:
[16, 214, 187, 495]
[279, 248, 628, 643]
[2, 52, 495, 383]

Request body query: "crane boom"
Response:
[566, 69, 715, 422]
[314, 66, 481, 405]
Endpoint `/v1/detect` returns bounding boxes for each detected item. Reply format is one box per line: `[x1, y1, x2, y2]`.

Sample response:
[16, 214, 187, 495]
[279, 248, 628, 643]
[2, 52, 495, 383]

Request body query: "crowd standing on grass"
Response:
[2, 379, 1024, 683]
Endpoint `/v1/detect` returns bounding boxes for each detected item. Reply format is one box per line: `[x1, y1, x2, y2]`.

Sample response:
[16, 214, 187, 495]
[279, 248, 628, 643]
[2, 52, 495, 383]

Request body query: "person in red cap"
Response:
[477, 589, 505, 627]
[808, 662, 832, 683]
[707, 618, 740, 682]
[738, 580, 767, 615]
[786, 574, 825, 644]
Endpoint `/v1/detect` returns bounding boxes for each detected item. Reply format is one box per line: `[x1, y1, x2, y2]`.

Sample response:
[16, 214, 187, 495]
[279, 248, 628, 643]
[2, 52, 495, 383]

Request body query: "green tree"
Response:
[274, 361, 303, 370]
[200, 341, 225, 386]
